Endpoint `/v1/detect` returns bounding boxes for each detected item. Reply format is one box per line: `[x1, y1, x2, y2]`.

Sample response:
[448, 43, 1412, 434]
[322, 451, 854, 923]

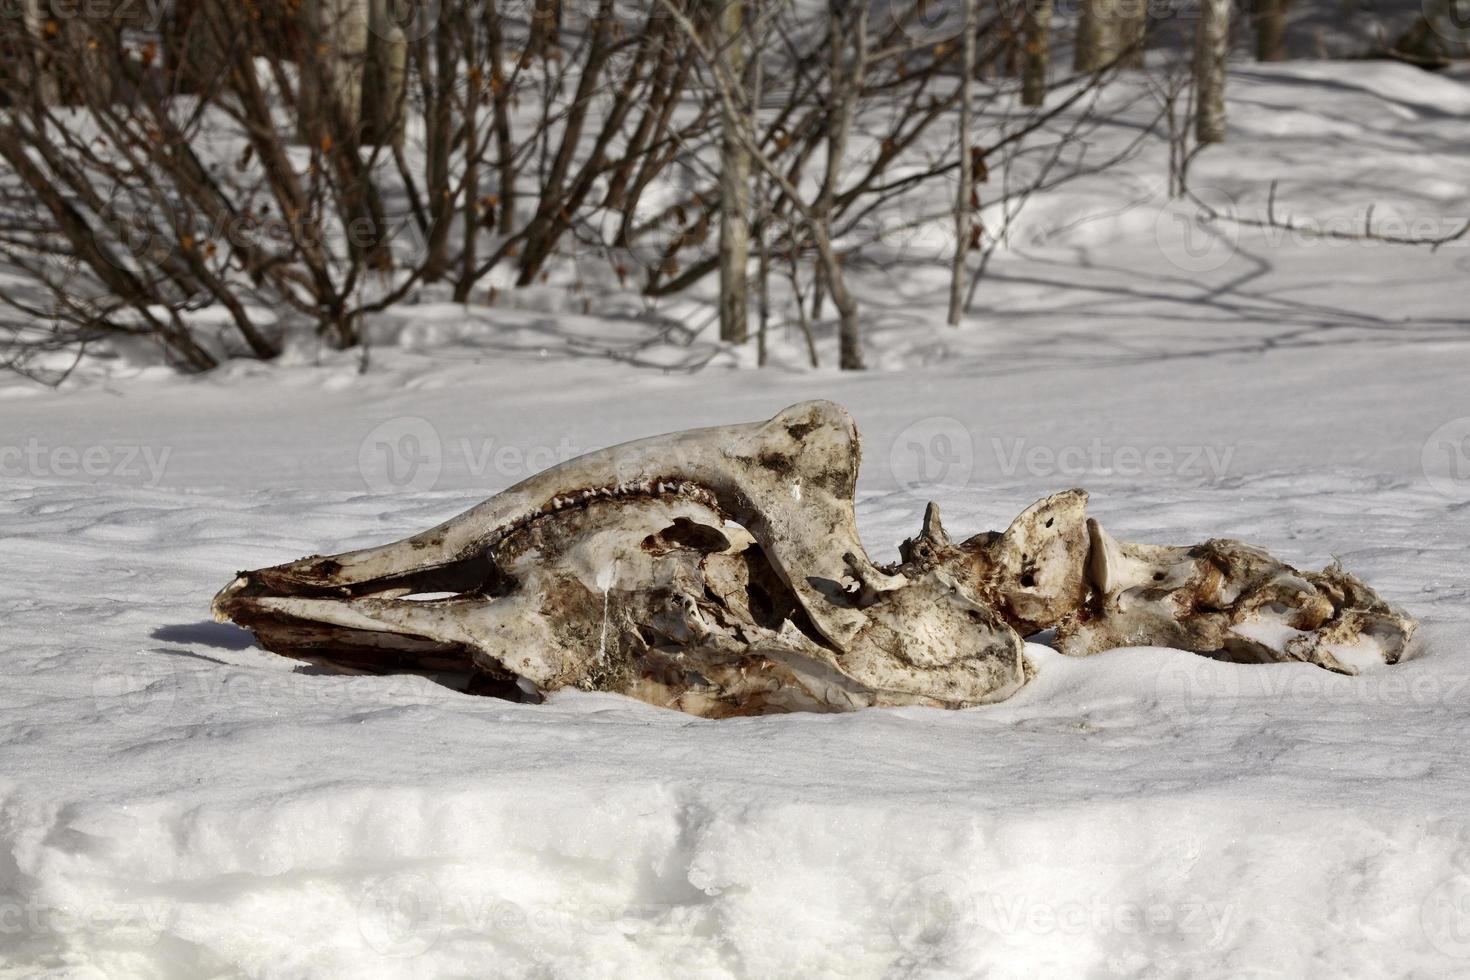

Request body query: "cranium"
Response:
[213, 401, 1416, 716]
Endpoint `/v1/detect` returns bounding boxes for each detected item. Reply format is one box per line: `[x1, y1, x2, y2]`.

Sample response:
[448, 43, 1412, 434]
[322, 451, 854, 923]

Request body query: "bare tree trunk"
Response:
[420, 24, 456, 281]
[947, 0, 976, 326]
[22, 0, 59, 105]
[455, 8, 480, 303]
[816, 224, 862, 370]
[527, 0, 561, 60]
[385, 28, 408, 146]
[1196, 0, 1230, 144]
[751, 8, 770, 367]
[718, 0, 750, 345]
[1117, 0, 1147, 68]
[810, 262, 825, 322]
[756, 231, 770, 365]
[299, 0, 369, 143]
[1253, 0, 1287, 61]
[365, 0, 407, 146]
[824, 0, 866, 370]
[1021, 0, 1052, 106]
[789, 255, 821, 369]
[1074, 0, 1117, 72]
[483, 0, 517, 233]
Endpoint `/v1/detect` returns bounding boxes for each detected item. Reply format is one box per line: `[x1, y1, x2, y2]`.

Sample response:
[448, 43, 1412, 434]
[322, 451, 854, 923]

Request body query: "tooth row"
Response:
[488, 479, 722, 548]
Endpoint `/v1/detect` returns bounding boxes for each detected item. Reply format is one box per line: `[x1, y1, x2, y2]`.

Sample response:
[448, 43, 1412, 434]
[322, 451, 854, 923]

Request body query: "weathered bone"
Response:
[213, 401, 1417, 715]
[1054, 519, 1416, 672]
[215, 402, 1032, 714]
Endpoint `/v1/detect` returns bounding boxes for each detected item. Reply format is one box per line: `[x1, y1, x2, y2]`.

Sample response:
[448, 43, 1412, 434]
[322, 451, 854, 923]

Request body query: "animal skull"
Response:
[213, 401, 1416, 716]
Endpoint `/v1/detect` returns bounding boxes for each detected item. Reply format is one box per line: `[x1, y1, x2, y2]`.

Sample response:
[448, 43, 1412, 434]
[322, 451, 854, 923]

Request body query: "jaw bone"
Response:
[213, 400, 1418, 715]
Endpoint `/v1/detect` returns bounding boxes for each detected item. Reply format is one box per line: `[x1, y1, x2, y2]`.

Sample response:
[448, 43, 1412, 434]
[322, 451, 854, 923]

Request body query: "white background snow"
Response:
[2, 61, 1470, 978]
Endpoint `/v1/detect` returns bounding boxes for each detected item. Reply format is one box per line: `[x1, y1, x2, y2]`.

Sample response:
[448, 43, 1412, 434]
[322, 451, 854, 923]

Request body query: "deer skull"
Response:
[213, 401, 1416, 715]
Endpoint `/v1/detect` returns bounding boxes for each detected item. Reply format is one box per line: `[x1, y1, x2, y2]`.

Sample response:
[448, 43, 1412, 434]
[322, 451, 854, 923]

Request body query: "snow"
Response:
[2, 61, 1470, 978]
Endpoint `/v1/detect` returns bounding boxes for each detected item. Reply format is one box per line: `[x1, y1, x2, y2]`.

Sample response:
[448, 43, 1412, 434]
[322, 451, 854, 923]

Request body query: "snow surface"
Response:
[2, 62, 1470, 978]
